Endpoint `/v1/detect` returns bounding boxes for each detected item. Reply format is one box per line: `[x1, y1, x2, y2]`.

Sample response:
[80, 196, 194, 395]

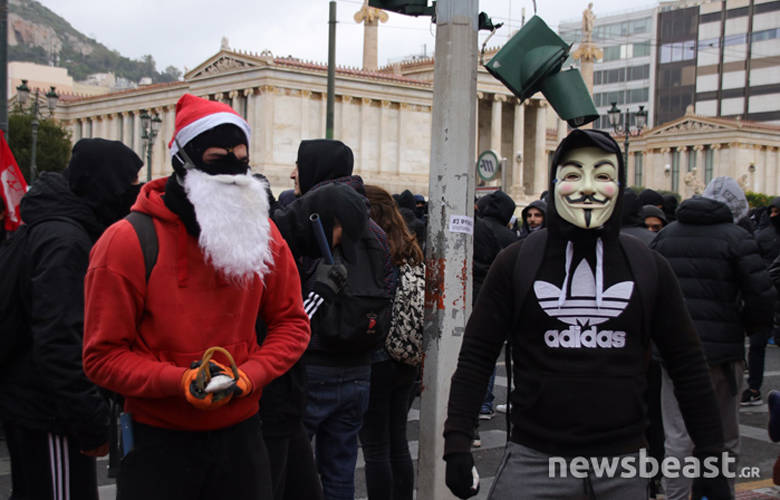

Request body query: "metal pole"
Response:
[146, 138, 152, 182]
[417, 1, 478, 499]
[30, 89, 39, 182]
[0, 0, 8, 134]
[326, 0, 336, 139]
[623, 109, 630, 166]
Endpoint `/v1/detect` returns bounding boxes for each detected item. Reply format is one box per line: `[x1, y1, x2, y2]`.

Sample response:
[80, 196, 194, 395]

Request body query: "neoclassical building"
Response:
[625, 106, 780, 197]
[52, 45, 565, 204]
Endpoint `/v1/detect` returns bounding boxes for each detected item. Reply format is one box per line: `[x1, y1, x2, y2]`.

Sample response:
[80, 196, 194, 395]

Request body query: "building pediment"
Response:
[644, 117, 732, 138]
[185, 50, 271, 80]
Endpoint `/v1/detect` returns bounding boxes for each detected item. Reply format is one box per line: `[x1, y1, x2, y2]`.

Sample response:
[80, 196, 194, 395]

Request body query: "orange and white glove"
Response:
[180, 346, 253, 409]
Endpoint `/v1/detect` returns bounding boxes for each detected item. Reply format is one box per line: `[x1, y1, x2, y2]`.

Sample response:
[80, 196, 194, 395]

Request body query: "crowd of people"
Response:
[1, 93, 779, 500]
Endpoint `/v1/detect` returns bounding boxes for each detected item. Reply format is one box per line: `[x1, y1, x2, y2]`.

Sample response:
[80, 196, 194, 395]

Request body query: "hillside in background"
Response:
[7, 0, 180, 85]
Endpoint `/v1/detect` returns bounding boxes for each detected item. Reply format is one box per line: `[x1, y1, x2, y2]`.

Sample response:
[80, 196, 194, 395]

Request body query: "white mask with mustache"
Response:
[183, 169, 274, 285]
[554, 147, 619, 229]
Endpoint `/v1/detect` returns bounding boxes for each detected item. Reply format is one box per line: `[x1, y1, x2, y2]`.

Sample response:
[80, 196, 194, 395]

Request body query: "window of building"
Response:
[634, 152, 643, 186]
[594, 71, 603, 85]
[634, 41, 651, 57]
[632, 19, 650, 34]
[724, 33, 747, 46]
[671, 149, 680, 192]
[687, 148, 696, 172]
[118, 115, 124, 141]
[660, 41, 696, 63]
[605, 90, 625, 105]
[705, 147, 714, 184]
[606, 68, 625, 84]
[627, 64, 650, 81]
[628, 87, 649, 103]
[752, 28, 780, 43]
[87, 119, 93, 138]
[603, 46, 622, 62]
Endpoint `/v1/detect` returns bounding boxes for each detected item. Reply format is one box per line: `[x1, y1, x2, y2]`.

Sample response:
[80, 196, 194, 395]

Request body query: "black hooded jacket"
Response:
[518, 199, 547, 239]
[444, 129, 723, 458]
[756, 197, 780, 265]
[650, 196, 775, 364]
[620, 188, 656, 245]
[473, 191, 517, 302]
[296, 139, 354, 195]
[0, 173, 110, 447]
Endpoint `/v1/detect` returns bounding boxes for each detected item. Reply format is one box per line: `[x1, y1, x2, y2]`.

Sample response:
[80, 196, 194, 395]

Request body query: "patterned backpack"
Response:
[385, 261, 426, 366]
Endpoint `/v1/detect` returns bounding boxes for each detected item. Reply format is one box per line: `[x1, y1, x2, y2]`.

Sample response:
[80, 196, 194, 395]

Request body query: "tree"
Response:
[161, 65, 182, 82]
[8, 111, 72, 183]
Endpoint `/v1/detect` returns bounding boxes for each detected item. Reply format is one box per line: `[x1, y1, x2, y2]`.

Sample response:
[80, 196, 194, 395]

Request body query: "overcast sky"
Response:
[37, 0, 652, 74]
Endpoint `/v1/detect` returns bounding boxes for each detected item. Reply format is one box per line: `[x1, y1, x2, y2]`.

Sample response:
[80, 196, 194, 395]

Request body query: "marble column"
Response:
[258, 86, 275, 165]
[296, 90, 308, 140]
[378, 100, 393, 175]
[512, 99, 525, 199]
[358, 97, 371, 173]
[712, 144, 722, 179]
[396, 103, 407, 176]
[133, 112, 143, 158]
[229, 90, 240, 113]
[490, 94, 505, 153]
[658, 147, 671, 190]
[557, 118, 567, 143]
[767, 147, 778, 196]
[533, 101, 547, 197]
[694, 144, 705, 191]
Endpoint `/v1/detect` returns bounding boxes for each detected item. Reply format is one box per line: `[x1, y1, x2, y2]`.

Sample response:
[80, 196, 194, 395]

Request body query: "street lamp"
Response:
[607, 102, 647, 166]
[140, 110, 162, 181]
[16, 80, 58, 182]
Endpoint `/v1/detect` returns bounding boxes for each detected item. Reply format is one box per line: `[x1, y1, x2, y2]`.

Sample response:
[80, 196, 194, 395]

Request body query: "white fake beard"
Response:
[183, 169, 274, 286]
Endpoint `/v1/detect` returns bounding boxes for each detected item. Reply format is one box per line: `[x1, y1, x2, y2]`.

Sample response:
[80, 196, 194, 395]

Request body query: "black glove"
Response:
[445, 452, 479, 499]
[691, 453, 732, 500]
[312, 261, 347, 296]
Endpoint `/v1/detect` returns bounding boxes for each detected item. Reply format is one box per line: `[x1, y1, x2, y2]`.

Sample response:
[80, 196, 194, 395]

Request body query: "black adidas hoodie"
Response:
[444, 129, 723, 457]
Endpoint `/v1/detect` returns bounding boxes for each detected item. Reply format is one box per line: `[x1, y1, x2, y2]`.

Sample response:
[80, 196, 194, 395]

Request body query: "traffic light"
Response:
[484, 16, 599, 128]
[368, 0, 434, 16]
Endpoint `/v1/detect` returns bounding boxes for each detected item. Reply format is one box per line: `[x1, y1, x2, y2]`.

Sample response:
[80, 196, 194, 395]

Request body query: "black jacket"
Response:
[518, 199, 547, 239]
[474, 191, 517, 302]
[756, 198, 780, 265]
[0, 172, 109, 448]
[445, 129, 723, 458]
[651, 196, 775, 364]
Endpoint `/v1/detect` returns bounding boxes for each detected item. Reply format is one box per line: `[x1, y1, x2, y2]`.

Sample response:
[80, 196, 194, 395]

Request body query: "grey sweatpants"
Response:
[487, 442, 649, 500]
[660, 362, 742, 500]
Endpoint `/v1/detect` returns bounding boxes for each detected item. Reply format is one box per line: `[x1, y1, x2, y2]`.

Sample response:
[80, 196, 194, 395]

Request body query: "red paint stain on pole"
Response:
[424, 258, 446, 310]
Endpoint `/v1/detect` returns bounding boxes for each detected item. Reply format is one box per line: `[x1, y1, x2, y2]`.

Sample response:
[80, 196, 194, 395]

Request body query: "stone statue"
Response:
[221, 37, 230, 51]
[583, 3, 595, 42]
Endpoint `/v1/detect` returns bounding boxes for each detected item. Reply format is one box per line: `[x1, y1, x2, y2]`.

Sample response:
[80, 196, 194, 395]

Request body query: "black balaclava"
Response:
[63, 138, 143, 227]
[165, 123, 249, 236]
[296, 139, 354, 195]
[547, 129, 626, 243]
[639, 188, 664, 208]
[770, 197, 780, 230]
[477, 190, 516, 226]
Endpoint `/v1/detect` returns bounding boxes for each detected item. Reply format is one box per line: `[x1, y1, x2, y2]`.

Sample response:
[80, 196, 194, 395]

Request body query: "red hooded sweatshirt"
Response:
[83, 178, 310, 431]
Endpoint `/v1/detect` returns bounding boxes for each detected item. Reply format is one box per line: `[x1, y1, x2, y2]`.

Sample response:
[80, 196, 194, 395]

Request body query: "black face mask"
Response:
[94, 183, 142, 228]
[198, 152, 249, 176]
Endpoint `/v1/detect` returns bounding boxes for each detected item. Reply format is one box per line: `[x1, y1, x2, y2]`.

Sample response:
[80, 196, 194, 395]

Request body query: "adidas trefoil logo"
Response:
[534, 259, 634, 349]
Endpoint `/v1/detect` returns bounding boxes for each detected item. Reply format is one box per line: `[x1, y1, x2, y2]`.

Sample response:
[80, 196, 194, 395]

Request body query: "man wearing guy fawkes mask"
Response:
[82, 94, 310, 500]
[444, 129, 730, 500]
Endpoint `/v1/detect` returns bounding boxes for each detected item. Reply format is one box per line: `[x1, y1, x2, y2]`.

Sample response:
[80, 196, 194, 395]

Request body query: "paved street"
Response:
[0, 340, 779, 499]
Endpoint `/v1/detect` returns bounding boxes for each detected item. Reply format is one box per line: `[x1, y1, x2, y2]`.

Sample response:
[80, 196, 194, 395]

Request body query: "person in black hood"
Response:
[397, 189, 426, 251]
[662, 194, 679, 223]
[620, 188, 656, 245]
[279, 138, 396, 500]
[639, 188, 664, 209]
[518, 199, 547, 239]
[444, 129, 728, 500]
[756, 197, 780, 265]
[0, 138, 141, 500]
[651, 177, 774, 499]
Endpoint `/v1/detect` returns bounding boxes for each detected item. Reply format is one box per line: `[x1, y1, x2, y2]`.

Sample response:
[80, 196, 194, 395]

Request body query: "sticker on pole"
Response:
[477, 149, 500, 182]
[449, 215, 474, 235]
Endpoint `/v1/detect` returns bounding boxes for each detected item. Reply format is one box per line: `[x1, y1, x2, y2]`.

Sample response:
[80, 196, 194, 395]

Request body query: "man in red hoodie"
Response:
[82, 94, 310, 500]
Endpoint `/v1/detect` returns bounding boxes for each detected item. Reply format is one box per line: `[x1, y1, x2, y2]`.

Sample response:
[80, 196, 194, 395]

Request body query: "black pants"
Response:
[117, 414, 272, 500]
[264, 421, 324, 500]
[359, 359, 418, 500]
[3, 420, 99, 500]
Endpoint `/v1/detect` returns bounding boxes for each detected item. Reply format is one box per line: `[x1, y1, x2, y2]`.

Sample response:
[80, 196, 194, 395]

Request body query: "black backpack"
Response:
[0, 217, 78, 365]
[313, 226, 395, 355]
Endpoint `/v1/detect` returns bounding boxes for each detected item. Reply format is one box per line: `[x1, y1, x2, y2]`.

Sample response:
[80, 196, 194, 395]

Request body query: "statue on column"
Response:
[582, 3, 595, 42]
[354, 0, 388, 71]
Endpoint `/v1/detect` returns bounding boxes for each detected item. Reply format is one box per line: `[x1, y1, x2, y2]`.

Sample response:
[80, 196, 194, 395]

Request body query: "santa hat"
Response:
[168, 94, 251, 158]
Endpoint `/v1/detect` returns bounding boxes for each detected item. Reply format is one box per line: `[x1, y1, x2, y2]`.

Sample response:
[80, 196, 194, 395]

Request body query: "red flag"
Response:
[0, 130, 27, 232]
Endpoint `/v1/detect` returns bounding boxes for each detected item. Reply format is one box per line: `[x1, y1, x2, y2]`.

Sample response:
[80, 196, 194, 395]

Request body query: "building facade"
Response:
[49, 47, 565, 204]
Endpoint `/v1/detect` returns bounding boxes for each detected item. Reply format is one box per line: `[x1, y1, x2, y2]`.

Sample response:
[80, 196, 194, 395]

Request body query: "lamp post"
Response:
[607, 102, 647, 166]
[140, 110, 162, 181]
[16, 80, 58, 182]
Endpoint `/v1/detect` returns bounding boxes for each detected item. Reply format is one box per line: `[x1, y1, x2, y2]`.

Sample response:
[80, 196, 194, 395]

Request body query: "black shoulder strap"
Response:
[505, 229, 548, 435]
[125, 212, 158, 282]
[618, 233, 658, 340]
